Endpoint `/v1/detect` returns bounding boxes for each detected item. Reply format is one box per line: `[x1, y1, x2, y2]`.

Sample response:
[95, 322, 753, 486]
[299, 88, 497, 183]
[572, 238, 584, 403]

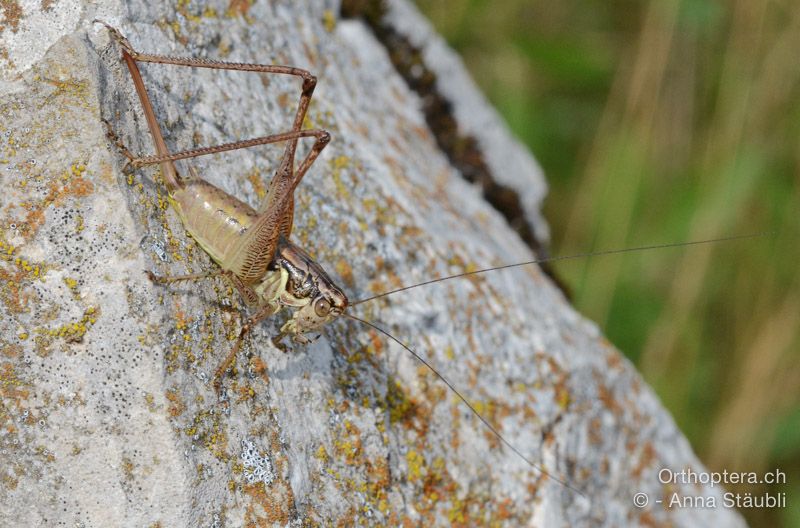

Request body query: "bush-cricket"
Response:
[95, 21, 764, 498]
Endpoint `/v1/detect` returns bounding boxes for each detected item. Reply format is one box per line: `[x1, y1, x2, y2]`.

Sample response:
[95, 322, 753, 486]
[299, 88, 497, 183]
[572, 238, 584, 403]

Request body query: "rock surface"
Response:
[0, 1, 745, 526]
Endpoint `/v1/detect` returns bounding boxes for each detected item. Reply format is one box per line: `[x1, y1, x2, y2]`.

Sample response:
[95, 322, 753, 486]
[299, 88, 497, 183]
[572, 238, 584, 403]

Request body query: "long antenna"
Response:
[343, 313, 586, 497]
[352, 231, 771, 305]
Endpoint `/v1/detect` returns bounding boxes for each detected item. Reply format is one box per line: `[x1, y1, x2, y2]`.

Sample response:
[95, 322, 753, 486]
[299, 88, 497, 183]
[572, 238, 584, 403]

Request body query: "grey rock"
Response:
[0, 1, 745, 527]
[384, 0, 551, 243]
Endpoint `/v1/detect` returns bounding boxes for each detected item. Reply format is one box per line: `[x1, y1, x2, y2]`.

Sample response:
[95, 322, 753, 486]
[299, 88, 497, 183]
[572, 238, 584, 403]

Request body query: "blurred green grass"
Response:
[415, 0, 800, 526]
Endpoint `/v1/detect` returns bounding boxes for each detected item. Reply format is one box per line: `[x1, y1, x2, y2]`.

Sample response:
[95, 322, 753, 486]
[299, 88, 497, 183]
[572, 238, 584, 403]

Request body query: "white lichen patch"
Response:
[240, 438, 276, 487]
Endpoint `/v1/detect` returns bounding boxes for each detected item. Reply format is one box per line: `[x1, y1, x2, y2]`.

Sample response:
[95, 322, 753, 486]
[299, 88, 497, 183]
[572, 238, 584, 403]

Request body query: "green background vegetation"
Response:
[414, 1, 799, 526]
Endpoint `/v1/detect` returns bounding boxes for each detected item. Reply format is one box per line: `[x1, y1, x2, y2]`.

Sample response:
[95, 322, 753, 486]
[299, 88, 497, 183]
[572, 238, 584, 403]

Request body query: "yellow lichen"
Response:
[246, 167, 266, 199]
[34, 306, 98, 344]
[406, 449, 424, 482]
[322, 9, 337, 32]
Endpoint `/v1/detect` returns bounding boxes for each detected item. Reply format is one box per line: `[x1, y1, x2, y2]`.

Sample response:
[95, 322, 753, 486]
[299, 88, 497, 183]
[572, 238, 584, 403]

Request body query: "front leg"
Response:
[271, 330, 312, 351]
[271, 332, 291, 352]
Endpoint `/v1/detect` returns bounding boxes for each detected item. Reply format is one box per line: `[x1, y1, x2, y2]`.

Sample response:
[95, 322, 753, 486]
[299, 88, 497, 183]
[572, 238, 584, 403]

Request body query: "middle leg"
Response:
[213, 304, 277, 393]
[145, 269, 224, 284]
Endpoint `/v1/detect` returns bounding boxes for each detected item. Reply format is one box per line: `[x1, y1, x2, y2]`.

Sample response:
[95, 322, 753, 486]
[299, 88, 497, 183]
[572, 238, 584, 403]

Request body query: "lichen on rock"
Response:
[0, 2, 746, 527]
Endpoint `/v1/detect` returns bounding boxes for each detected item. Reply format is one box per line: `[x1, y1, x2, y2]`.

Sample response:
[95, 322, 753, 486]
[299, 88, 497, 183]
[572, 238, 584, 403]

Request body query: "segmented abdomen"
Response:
[170, 180, 260, 268]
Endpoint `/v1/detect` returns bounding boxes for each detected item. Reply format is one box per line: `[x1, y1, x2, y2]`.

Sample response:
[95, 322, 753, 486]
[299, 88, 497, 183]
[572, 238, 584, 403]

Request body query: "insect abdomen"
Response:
[170, 180, 260, 267]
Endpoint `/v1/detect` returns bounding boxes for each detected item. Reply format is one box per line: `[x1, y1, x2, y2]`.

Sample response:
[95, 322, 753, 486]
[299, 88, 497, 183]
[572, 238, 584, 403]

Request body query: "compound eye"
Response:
[314, 298, 331, 317]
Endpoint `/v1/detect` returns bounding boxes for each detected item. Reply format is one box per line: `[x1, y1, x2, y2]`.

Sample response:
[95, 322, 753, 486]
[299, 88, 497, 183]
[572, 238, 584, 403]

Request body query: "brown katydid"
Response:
[96, 22, 765, 497]
[97, 22, 345, 379]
